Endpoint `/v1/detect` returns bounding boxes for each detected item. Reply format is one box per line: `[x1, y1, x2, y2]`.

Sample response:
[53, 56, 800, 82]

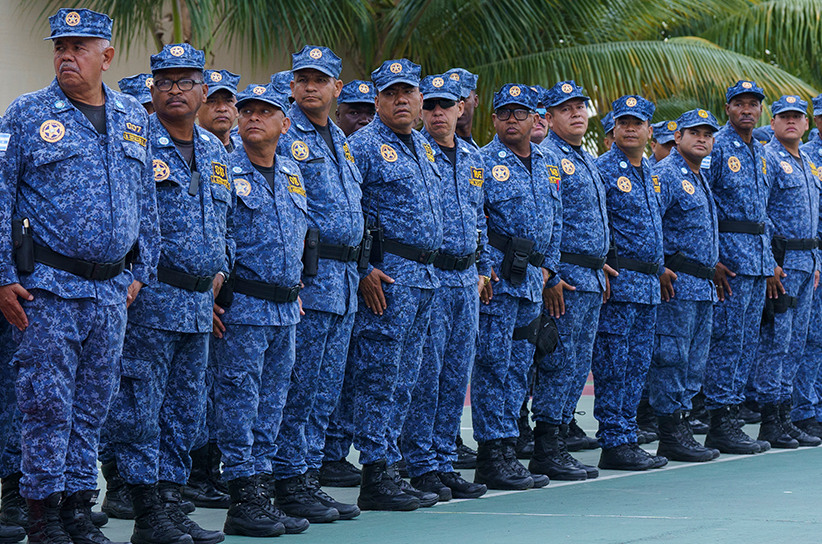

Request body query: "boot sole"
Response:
[473, 475, 534, 491]
[528, 464, 586, 481]
[189, 533, 225, 544]
[656, 449, 717, 462]
[131, 535, 194, 544]
[223, 522, 285, 538]
[101, 506, 135, 520]
[318, 477, 361, 488]
[356, 498, 419, 512]
[450, 487, 487, 499]
[278, 509, 339, 524]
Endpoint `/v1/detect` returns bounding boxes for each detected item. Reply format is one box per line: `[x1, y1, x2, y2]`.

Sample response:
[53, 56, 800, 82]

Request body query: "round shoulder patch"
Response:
[380, 144, 398, 162]
[234, 178, 251, 197]
[681, 179, 695, 195]
[780, 160, 793, 174]
[492, 165, 510, 181]
[727, 156, 741, 173]
[617, 176, 632, 193]
[39, 120, 65, 143]
[291, 141, 310, 161]
[169, 46, 185, 57]
[561, 158, 575, 175]
[153, 159, 170, 182]
[210, 72, 222, 82]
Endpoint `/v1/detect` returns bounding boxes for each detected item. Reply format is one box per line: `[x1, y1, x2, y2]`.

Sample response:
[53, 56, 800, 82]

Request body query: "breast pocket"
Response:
[676, 192, 708, 228]
[211, 182, 232, 231]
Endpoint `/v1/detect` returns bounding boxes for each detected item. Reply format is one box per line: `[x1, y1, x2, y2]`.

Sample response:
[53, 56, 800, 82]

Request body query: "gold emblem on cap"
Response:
[169, 46, 185, 57]
[380, 144, 398, 162]
[253, 86, 266, 95]
[432, 77, 444, 88]
[309, 48, 323, 59]
[786, 96, 797, 103]
[698, 109, 708, 118]
[561, 83, 573, 93]
[492, 165, 510, 181]
[742, 81, 753, 89]
[667, 121, 677, 131]
[145, 77, 154, 88]
[39, 120, 65, 143]
[153, 159, 170, 182]
[728, 156, 741, 173]
[389, 63, 403, 74]
[626, 97, 637, 107]
[210, 72, 223, 82]
[291, 141, 310, 161]
[234, 179, 251, 197]
[509, 86, 521, 97]
[681, 179, 695, 195]
[65, 11, 81, 26]
[449, 73, 460, 81]
[781, 160, 793, 174]
[617, 176, 632, 193]
[358, 83, 369, 94]
[561, 158, 575, 175]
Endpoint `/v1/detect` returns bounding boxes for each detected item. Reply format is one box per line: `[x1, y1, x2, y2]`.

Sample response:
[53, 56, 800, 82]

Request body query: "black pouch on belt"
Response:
[501, 236, 535, 287]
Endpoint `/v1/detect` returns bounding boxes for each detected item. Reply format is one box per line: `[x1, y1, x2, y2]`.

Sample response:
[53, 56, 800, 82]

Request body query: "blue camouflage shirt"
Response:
[277, 104, 363, 316]
[596, 145, 663, 304]
[541, 130, 609, 292]
[221, 145, 306, 326]
[800, 137, 822, 240]
[348, 114, 443, 289]
[128, 115, 234, 333]
[422, 129, 487, 289]
[654, 147, 719, 301]
[0, 79, 159, 305]
[707, 123, 775, 276]
[480, 135, 562, 304]
[765, 138, 821, 274]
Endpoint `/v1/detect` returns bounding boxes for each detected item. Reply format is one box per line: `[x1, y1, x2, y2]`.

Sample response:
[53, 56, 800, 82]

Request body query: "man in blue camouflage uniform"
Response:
[531, 80, 610, 481]
[648, 109, 721, 462]
[649, 120, 676, 167]
[472, 84, 559, 490]
[209, 82, 310, 537]
[268, 45, 361, 524]
[592, 95, 667, 471]
[752, 95, 822, 449]
[399, 75, 487, 500]
[346, 59, 443, 512]
[445, 68, 480, 151]
[702, 81, 774, 455]
[0, 9, 159, 544]
[197, 70, 240, 153]
[600, 111, 614, 151]
[335, 80, 376, 137]
[118, 74, 154, 113]
[104, 44, 231, 544]
[795, 94, 822, 440]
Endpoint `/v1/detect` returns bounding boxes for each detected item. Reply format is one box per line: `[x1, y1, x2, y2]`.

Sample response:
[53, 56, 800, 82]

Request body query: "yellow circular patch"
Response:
[449, 73, 460, 81]
[698, 110, 708, 118]
[39, 120, 65, 143]
[509, 86, 521, 97]
[626, 97, 637, 107]
[309, 48, 323, 59]
[358, 83, 370, 94]
[617, 176, 632, 192]
[432, 77, 444, 88]
[727, 156, 741, 173]
[786, 96, 797, 104]
[389, 63, 403, 74]
[742, 81, 753, 89]
[781, 160, 793, 174]
[253, 86, 266, 95]
[169, 46, 185, 57]
[492, 165, 509, 181]
[681, 179, 695, 195]
[65, 11, 81, 26]
[145, 77, 154, 88]
[210, 72, 223, 82]
[380, 144, 398, 162]
[561, 83, 573, 93]
[291, 141, 310, 161]
[153, 159, 170, 182]
[561, 158, 575, 175]
[667, 121, 677, 131]
[234, 179, 251, 197]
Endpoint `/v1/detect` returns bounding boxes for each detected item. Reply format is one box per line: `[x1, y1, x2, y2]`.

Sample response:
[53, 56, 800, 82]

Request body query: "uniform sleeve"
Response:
[478, 154, 493, 277]
[221, 147, 236, 276]
[544, 181, 563, 289]
[707, 145, 722, 190]
[475, 169, 490, 279]
[130, 110, 160, 285]
[0, 105, 22, 287]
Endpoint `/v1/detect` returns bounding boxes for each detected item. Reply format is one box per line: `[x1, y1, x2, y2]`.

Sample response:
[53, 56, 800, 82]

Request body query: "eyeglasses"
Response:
[153, 78, 204, 92]
[423, 98, 457, 111]
[495, 108, 532, 121]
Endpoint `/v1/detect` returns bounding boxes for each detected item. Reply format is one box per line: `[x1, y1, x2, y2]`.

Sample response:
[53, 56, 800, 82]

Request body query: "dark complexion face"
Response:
[493, 106, 535, 148]
[336, 102, 376, 136]
[198, 89, 238, 136]
[151, 68, 207, 122]
[726, 94, 763, 132]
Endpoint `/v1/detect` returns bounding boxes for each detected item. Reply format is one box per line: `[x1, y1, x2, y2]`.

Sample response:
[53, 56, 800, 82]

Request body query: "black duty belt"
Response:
[488, 231, 545, 267]
[785, 238, 819, 251]
[318, 242, 361, 262]
[433, 252, 477, 271]
[718, 221, 765, 235]
[664, 253, 715, 280]
[34, 243, 127, 281]
[383, 239, 439, 265]
[607, 254, 660, 275]
[157, 265, 215, 293]
[560, 252, 607, 270]
[234, 278, 301, 303]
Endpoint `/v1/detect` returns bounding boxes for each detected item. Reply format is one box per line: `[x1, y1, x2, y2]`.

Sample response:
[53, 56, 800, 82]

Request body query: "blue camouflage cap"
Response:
[235, 83, 289, 113]
[531, 85, 548, 106]
[612, 95, 655, 122]
[150, 43, 205, 73]
[752, 125, 774, 144]
[339, 80, 375, 105]
[810, 127, 819, 142]
[270, 71, 293, 98]
[420, 75, 461, 101]
[726, 80, 765, 103]
[813, 94, 822, 116]
[493, 84, 538, 111]
[771, 95, 808, 115]
[544, 80, 590, 108]
[651, 120, 677, 144]
[371, 59, 421, 92]
[445, 68, 478, 99]
[45, 8, 112, 41]
[292, 45, 342, 78]
[118, 73, 153, 105]
[676, 108, 720, 132]
[204, 70, 240, 97]
[600, 111, 614, 134]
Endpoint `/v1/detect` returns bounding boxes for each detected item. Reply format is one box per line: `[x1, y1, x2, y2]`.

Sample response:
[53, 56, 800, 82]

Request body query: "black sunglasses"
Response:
[423, 98, 457, 111]
[496, 108, 532, 121]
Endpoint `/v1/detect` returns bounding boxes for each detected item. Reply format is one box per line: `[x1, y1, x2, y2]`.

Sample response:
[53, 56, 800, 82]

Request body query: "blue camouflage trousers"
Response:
[211, 323, 295, 481]
[752, 270, 814, 406]
[532, 290, 601, 426]
[472, 293, 540, 442]
[591, 302, 656, 449]
[647, 299, 712, 415]
[794, 281, 822, 422]
[0, 318, 21, 479]
[704, 275, 767, 411]
[15, 290, 126, 499]
[272, 309, 355, 480]
[322, 358, 356, 464]
[351, 284, 434, 466]
[105, 323, 209, 485]
[402, 285, 479, 477]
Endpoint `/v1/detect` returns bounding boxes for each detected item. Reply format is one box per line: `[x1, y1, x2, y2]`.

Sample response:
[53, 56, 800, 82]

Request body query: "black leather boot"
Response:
[636, 399, 659, 442]
[305, 471, 360, 520]
[318, 459, 361, 488]
[779, 402, 822, 447]
[657, 411, 719, 462]
[473, 440, 533, 490]
[757, 403, 798, 449]
[181, 446, 229, 509]
[515, 407, 534, 459]
[502, 438, 548, 488]
[101, 463, 133, 520]
[357, 460, 419, 512]
[273, 475, 339, 523]
[157, 483, 223, 544]
[129, 484, 192, 544]
[598, 444, 655, 471]
[437, 472, 486, 499]
[528, 423, 586, 481]
[222, 477, 284, 537]
[409, 472, 452, 502]
[255, 477, 309, 534]
[26, 493, 71, 544]
[0, 474, 27, 528]
[387, 464, 438, 507]
[705, 406, 761, 454]
[453, 436, 477, 469]
[59, 490, 123, 544]
[559, 424, 599, 478]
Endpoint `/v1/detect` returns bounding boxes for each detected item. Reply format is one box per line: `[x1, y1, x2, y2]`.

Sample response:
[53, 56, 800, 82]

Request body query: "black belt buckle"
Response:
[287, 285, 301, 303]
[649, 263, 660, 275]
[195, 275, 213, 292]
[420, 249, 438, 265]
